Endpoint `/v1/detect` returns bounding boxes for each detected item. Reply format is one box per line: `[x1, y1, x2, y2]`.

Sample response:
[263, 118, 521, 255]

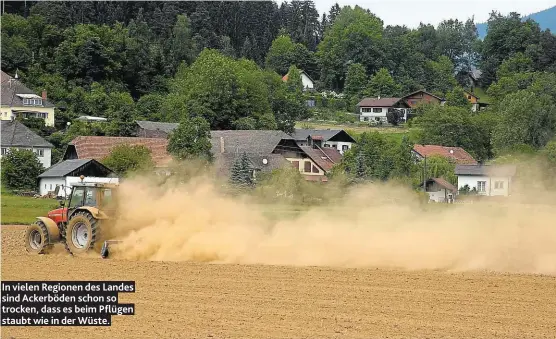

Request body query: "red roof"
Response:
[69, 136, 172, 167]
[282, 74, 289, 81]
[357, 97, 401, 107]
[413, 145, 478, 165]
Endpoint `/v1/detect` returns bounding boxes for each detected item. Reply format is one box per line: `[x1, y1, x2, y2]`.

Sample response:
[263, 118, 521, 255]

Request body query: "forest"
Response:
[1, 1, 556, 186]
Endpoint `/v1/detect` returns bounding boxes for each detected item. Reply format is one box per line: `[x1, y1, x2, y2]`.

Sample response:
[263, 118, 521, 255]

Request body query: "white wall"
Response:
[301, 73, 314, 89]
[42, 176, 120, 198]
[359, 107, 408, 123]
[457, 175, 511, 196]
[0, 146, 51, 168]
[323, 141, 352, 155]
[427, 188, 452, 202]
[39, 177, 65, 196]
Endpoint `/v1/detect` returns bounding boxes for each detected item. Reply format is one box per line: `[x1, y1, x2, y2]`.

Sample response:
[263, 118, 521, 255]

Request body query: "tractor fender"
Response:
[36, 217, 61, 243]
[75, 207, 109, 220]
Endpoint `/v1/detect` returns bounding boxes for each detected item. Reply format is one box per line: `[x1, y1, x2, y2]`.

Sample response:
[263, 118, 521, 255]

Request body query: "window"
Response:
[291, 160, 299, 170]
[361, 108, 372, 113]
[1, 148, 7, 156]
[324, 144, 330, 147]
[372, 108, 382, 113]
[50, 184, 52, 190]
[22, 98, 43, 106]
[342, 145, 349, 151]
[84, 188, 97, 206]
[410, 100, 417, 105]
[37, 112, 48, 119]
[495, 181, 504, 189]
[477, 181, 486, 193]
[467, 95, 472, 99]
[33, 149, 44, 157]
[304, 161, 312, 173]
[69, 187, 85, 209]
[312, 164, 319, 173]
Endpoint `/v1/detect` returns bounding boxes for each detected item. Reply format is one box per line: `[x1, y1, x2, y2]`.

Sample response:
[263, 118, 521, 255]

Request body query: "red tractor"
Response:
[24, 179, 120, 258]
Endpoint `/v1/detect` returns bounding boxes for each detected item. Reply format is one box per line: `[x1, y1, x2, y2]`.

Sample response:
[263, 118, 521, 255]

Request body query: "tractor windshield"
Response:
[84, 188, 97, 206]
[69, 187, 85, 209]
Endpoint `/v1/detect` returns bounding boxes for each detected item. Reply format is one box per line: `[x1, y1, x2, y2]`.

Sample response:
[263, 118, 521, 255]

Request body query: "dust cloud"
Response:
[104, 164, 556, 275]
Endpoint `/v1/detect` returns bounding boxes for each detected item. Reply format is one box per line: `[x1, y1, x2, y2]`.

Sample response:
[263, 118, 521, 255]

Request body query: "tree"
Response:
[167, 116, 213, 161]
[169, 14, 197, 71]
[412, 155, 457, 186]
[413, 105, 493, 161]
[423, 56, 457, 96]
[101, 144, 155, 177]
[492, 90, 556, 152]
[229, 151, 254, 187]
[445, 86, 472, 109]
[343, 63, 367, 99]
[106, 92, 136, 137]
[366, 68, 402, 97]
[264, 70, 307, 134]
[285, 65, 303, 93]
[1, 149, 44, 191]
[265, 35, 318, 79]
[541, 140, 556, 169]
[341, 132, 396, 181]
[386, 108, 404, 126]
[317, 5, 384, 90]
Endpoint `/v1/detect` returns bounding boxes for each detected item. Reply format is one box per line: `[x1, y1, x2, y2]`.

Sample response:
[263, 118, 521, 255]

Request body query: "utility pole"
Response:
[422, 155, 427, 191]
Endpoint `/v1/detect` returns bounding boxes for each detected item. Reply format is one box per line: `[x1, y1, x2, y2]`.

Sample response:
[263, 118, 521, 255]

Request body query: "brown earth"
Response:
[2, 225, 556, 339]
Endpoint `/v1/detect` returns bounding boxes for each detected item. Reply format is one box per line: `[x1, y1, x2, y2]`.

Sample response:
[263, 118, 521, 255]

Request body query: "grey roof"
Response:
[1, 120, 53, 148]
[214, 153, 290, 177]
[455, 164, 517, 177]
[38, 159, 112, 178]
[291, 129, 343, 142]
[210, 130, 293, 155]
[136, 120, 179, 134]
[1, 70, 55, 108]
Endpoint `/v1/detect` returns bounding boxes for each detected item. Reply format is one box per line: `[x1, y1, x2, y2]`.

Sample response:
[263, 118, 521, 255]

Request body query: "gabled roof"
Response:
[1, 70, 55, 108]
[413, 145, 478, 165]
[38, 159, 113, 178]
[65, 136, 172, 167]
[210, 130, 293, 155]
[455, 164, 517, 177]
[357, 97, 402, 107]
[402, 90, 445, 101]
[136, 120, 178, 134]
[299, 146, 340, 172]
[425, 177, 457, 192]
[464, 91, 480, 100]
[290, 129, 357, 143]
[282, 69, 314, 84]
[1, 120, 53, 148]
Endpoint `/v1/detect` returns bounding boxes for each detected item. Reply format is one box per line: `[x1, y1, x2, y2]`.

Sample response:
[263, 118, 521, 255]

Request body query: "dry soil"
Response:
[2, 225, 556, 339]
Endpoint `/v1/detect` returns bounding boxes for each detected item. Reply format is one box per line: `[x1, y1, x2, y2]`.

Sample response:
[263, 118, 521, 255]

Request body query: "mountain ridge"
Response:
[476, 6, 556, 39]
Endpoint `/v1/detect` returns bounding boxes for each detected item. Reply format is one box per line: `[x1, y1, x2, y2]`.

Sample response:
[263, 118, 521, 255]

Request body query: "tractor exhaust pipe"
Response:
[101, 240, 123, 259]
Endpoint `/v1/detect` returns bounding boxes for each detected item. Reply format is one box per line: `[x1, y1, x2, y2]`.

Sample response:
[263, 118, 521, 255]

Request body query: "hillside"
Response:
[477, 6, 556, 39]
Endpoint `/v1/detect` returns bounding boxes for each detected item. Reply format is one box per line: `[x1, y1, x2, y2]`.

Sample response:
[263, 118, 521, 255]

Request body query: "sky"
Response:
[312, 0, 556, 28]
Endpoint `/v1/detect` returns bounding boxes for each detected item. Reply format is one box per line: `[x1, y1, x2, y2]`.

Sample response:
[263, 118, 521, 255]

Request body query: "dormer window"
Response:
[17, 94, 43, 106]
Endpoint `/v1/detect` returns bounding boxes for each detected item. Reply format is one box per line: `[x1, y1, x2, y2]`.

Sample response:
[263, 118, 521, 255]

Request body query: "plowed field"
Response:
[2, 225, 556, 339]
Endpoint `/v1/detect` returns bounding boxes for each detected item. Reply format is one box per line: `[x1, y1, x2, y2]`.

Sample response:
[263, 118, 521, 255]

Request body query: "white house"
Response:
[356, 97, 410, 123]
[423, 177, 457, 203]
[455, 164, 517, 196]
[1, 120, 54, 168]
[1, 70, 56, 127]
[290, 129, 356, 155]
[282, 70, 315, 91]
[37, 159, 118, 197]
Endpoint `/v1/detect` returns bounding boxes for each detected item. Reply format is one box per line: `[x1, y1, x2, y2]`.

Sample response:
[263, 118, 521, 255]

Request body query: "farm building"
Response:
[455, 164, 517, 196]
[37, 159, 118, 197]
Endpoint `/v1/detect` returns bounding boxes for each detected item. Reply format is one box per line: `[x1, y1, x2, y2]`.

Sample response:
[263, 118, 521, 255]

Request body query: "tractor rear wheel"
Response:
[65, 211, 99, 255]
[24, 221, 53, 254]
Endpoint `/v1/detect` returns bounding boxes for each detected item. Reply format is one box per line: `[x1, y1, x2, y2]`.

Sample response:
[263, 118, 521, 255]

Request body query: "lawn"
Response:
[1, 187, 59, 225]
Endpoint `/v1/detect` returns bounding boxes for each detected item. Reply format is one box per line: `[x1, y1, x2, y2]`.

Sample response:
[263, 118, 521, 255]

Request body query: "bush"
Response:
[101, 144, 155, 177]
[1, 149, 45, 191]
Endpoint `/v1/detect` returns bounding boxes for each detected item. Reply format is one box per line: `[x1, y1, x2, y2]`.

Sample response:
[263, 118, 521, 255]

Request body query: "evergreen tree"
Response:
[355, 150, 366, 180]
[229, 151, 254, 187]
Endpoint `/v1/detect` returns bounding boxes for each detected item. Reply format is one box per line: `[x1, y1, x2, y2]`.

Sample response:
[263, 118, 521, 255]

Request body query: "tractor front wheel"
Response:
[65, 211, 99, 255]
[24, 221, 53, 254]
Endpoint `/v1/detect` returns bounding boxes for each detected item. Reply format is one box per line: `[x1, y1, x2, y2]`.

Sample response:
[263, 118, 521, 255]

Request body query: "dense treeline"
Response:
[2, 1, 556, 178]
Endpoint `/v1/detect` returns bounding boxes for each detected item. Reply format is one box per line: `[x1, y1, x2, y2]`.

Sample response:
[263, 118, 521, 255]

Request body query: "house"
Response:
[62, 136, 173, 168]
[401, 90, 445, 109]
[290, 129, 356, 155]
[1, 70, 55, 127]
[211, 130, 340, 182]
[37, 159, 118, 197]
[356, 97, 410, 123]
[463, 91, 480, 112]
[412, 145, 478, 165]
[422, 177, 457, 203]
[135, 120, 178, 138]
[1, 120, 54, 168]
[455, 164, 517, 196]
[282, 69, 315, 91]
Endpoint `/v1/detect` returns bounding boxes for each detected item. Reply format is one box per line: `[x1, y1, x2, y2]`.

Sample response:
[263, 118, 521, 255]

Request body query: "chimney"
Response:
[220, 137, 225, 153]
[42, 90, 47, 100]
